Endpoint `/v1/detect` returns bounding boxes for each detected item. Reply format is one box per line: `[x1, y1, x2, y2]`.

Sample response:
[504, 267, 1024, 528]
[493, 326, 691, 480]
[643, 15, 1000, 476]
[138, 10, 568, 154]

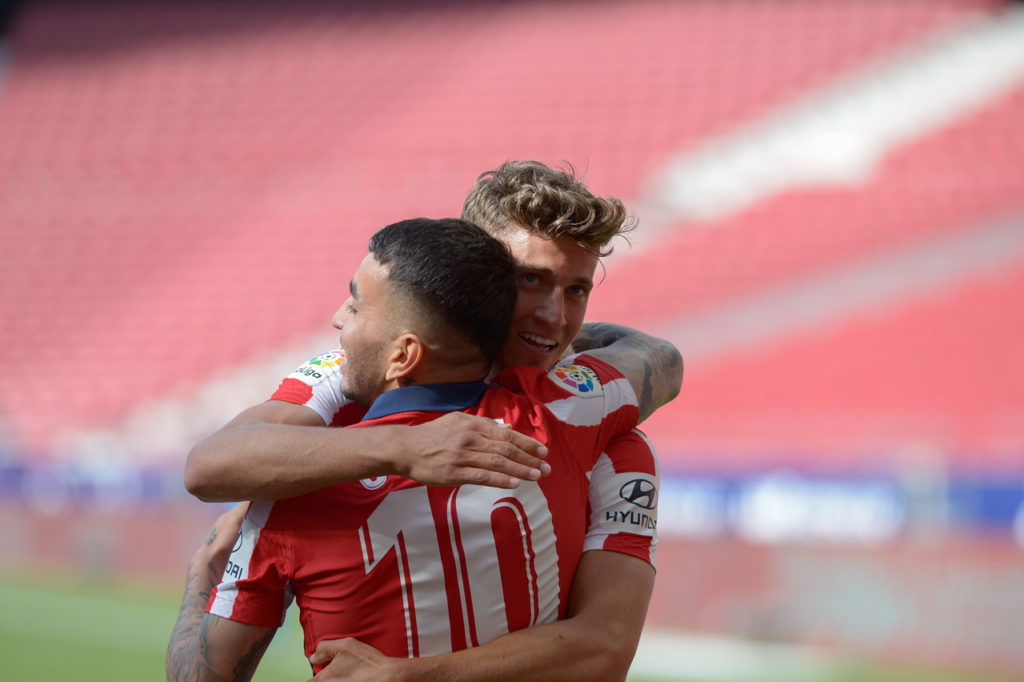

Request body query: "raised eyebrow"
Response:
[349, 279, 358, 299]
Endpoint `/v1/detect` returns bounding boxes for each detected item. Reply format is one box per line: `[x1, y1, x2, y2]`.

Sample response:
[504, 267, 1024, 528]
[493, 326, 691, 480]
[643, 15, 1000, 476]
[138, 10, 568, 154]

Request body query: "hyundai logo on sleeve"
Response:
[619, 478, 657, 510]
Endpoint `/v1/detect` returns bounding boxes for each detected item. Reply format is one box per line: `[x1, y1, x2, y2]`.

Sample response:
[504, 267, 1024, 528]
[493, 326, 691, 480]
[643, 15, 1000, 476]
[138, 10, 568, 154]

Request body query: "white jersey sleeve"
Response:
[270, 349, 366, 426]
[584, 429, 659, 568]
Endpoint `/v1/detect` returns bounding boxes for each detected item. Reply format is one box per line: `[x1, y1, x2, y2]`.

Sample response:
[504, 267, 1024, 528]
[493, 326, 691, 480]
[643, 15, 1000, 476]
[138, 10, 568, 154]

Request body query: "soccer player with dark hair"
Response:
[170, 161, 682, 681]
[168, 216, 658, 680]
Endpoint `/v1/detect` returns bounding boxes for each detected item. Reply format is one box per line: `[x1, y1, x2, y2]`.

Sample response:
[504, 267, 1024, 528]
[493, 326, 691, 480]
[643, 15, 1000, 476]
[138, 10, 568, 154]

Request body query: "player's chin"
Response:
[505, 344, 556, 371]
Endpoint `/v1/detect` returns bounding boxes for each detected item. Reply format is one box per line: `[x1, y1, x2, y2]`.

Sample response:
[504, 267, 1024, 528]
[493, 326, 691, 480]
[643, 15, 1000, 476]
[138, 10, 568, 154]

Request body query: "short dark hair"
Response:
[368, 218, 517, 365]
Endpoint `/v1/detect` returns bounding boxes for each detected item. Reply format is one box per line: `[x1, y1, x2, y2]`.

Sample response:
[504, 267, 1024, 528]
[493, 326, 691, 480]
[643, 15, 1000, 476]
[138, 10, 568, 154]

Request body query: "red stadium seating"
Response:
[641, 256, 1024, 469]
[0, 0, 1018, 466]
[589, 82, 1024, 327]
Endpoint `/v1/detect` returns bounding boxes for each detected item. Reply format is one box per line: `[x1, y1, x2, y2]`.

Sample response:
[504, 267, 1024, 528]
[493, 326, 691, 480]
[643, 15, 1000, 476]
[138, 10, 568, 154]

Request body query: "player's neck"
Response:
[402, 358, 489, 388]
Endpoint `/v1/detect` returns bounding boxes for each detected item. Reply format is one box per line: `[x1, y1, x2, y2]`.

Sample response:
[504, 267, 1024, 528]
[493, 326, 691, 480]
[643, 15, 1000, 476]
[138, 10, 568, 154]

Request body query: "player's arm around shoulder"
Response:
[181, 349, 419, 502]
[185, 349, 347, 501]
[184, 399, 329, 502]
[571, 322, 683, 422]
[185, 347, 551, 501]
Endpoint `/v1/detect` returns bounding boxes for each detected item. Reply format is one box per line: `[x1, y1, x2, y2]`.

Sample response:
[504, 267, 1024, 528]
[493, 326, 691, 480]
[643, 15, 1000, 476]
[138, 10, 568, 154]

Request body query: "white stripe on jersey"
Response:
[280, 351, 353, 424]
[446, 482, 560, 649]
[583, 432, 659, 567]
[543, 376, 637, 427]
[304, 366, 350, 425]
[208, 501, 292, 624]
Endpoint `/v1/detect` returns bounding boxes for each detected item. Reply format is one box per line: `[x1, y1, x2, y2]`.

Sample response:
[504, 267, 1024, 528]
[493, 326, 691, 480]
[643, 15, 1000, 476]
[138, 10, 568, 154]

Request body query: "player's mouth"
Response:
[519, 332, 558, 353]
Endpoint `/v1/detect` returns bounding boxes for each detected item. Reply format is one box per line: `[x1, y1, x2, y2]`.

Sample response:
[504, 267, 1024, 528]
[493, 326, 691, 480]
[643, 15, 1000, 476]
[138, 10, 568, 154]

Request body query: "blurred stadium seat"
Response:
[1, 0, 1022, 678]
[1, 0, 1012, 456]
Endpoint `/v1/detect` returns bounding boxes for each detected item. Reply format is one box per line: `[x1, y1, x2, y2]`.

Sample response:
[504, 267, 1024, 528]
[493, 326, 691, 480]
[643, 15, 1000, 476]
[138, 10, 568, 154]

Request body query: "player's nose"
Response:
[535, 291, 567, 327]
[331, 300, 352, 330]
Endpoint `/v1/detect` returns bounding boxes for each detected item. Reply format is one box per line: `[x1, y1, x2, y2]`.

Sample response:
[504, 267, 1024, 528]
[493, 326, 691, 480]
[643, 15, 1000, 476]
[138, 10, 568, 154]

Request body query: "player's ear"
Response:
[385, 333, 424, 382]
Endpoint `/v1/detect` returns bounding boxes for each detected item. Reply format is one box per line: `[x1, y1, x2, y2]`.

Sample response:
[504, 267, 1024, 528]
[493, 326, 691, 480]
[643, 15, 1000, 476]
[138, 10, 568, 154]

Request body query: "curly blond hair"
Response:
[461, 160, 633, 257]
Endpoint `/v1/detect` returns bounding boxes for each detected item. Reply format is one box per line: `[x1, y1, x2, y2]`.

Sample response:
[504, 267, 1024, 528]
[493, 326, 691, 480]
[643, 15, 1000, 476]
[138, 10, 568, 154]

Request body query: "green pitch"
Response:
[0, 570, 1012, 682]
[0, 569, 309, 681]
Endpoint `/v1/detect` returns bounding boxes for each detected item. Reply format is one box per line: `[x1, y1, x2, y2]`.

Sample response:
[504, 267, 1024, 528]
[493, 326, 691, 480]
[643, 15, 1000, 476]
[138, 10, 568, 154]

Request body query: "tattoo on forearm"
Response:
[640, 358, 655, 414]
[571, 322, 683, 420]
[232, 629, 276, 682]
[571, 322, 629, 353]
[166, 559, 220, 682]
[197, 615, 214, 672]
[643, 338, 683, 418]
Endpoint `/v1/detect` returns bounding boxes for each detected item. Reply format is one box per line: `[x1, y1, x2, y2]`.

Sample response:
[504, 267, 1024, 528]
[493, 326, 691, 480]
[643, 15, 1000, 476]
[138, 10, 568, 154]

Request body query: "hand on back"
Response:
[396, 412, 550, 488]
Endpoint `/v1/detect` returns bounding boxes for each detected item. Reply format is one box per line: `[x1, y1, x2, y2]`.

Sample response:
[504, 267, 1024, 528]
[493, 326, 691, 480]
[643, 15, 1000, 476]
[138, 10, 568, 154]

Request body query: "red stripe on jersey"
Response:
[606, 430, 658, 476]
[328, 401, 369, 427]
[432, 488, 470, 652]
[397, 531, 419, 658]
[599, 534, 655, 565]
[492, 497, 537, 632]
[447, 492, 479, 648]
[270, 377, 313, 405]
[208, 531, 293, 629]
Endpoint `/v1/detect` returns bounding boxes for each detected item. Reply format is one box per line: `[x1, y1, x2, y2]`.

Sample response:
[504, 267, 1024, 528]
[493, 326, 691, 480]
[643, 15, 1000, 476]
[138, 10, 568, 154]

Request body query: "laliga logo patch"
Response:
[549, 364, 602, 397]
[289, 349, 346, 386]
[308, 349, 346, 368]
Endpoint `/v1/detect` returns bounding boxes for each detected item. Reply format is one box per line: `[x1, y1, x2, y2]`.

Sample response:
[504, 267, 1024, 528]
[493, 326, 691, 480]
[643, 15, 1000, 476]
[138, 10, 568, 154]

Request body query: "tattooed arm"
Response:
[166, 503, 277, 682]
[570, 322, 683, 422]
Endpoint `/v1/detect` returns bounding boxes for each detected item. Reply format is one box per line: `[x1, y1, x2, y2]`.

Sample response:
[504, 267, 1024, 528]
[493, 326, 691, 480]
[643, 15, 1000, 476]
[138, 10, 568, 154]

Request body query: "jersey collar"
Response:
[361, 382, 490, 421]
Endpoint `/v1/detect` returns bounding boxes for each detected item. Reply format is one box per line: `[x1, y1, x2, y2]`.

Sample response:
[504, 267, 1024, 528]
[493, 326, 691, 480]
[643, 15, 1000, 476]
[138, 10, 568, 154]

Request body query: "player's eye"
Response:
[519, 272, 540, 286]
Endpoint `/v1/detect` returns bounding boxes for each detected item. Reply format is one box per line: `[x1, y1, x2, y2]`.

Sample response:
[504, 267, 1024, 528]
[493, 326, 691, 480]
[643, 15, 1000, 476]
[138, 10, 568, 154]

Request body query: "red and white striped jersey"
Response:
[268, 349, 659, 565]
[208, 356, 657, 669]
[585, 427, 659, 564]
